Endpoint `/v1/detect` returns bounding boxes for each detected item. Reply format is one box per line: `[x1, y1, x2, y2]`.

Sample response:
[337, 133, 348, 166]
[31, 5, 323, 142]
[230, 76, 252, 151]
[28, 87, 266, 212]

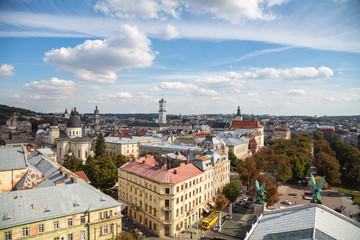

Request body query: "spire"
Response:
[95, 105, 98, 111]
[237, 106, 241, 117]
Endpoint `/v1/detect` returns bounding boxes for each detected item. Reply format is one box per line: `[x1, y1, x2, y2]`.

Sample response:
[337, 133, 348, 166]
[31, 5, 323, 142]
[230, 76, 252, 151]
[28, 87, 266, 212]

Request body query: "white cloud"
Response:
[243, 66, 333, 80]
[248, 92, 259, 97]
[30, 95, 41, 100]
[184, 0, 282, 24]
[43, 24, 155, 83]
[0, 64, 15, 76]
[87, 100, 104, 104]
[108, 92, 133, 99]
[95, 0, 180, 19]
[286, 89, 306, 96]
[23, 77, 76, 100]
[267, 0, 289, 7]
[195, 72, 246, 88]
[159, 81, 218, 95]
[162, 24, 181, 40]
[148, 86, 161, 92]
[8, 94, 26, 103]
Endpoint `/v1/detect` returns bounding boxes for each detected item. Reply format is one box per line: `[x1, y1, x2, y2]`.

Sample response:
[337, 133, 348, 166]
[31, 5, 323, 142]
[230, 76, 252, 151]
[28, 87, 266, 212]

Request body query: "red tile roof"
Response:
[74, 171, 91, 183]
[230, 120, 263, 128]
[121, 158, 203, 185]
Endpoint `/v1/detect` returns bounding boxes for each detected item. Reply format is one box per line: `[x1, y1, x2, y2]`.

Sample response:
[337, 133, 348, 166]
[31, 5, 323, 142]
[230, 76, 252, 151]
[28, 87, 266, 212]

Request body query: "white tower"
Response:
[49, 117, 59, 144]
[158, 96, 167, 123]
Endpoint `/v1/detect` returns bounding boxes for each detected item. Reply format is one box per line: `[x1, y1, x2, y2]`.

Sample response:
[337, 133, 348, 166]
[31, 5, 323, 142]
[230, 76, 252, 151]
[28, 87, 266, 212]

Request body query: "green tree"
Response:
[95, 132, 106, 158]
[313, 131, 324, 140]
[314, 139, 332, 156]
[115, 232, 136, 240]
[228, 151, 239, 167]
[63, 155, 83, 172]
[237, 157, 259, 189]
[222, 180, 242, 216]
[251, 175, 279, 207]
[290, 152, 312, 182]
[215, 193, 229, 211]
[113, 154, 128, 168]
[266, 154, 292, 183]
[315, 152, 341, 184]
[91, 157, 118, 190]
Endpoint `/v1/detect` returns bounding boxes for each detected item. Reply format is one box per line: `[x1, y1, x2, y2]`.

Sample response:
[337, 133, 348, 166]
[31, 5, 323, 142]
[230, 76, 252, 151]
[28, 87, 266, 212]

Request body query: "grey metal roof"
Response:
[28, 154, 58, 178]
[248, 204, 360, 240]
[0, 146, 27, 171]
[57, 136, 91, 143]
[0, 178, 124, 230]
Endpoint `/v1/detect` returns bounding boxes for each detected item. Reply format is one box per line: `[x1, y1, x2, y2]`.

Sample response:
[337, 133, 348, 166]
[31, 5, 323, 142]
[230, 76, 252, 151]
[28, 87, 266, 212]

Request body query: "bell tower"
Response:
[158, 96, 167, 123]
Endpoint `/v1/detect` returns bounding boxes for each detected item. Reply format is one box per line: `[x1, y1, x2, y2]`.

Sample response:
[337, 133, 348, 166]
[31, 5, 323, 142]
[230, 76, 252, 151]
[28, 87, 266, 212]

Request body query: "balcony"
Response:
[162, 206, 171, 211]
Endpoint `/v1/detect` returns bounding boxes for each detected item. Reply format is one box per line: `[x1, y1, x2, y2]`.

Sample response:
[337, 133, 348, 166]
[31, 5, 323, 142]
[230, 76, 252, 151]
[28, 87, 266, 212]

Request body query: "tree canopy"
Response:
[251, 175, 279, 207]
[228, 151, 240, 167]
[63, 155, 83, 172]
[222, 180, 242, 203]
[95, 132, 106, 158]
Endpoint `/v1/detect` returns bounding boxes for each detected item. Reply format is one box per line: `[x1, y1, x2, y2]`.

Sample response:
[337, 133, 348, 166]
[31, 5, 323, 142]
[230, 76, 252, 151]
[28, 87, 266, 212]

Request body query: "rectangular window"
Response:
[68, 234, 73, 240]
[5, 231, 11, 240]
[103, 225, 109, 234]
[22, 227, 29, 237]
[165, 188, 170, 194]
[81, 231, 86, 240]
[54, 221, 59, 230]
[38, 224, 44, 233]
[103, 211, 108, 218]
[68, 217, 73, 227]
[54, 238, 60, 240]
[177, 186, 179, 192]
[81, 215, 86, 223]
[78, 150, 81, 158]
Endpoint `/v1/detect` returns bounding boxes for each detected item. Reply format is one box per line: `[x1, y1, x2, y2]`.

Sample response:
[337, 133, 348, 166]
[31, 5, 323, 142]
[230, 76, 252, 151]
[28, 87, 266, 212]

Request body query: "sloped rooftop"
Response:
[0, 146, 27, 171]
[0, 174, 123, 230]
[120, 158, 203, 185]
[247, 204, 360, 240]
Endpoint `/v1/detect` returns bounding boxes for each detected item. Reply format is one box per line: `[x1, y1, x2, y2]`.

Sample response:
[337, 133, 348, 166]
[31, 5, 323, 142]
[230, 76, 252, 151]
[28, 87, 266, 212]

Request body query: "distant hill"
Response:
[0, 104, 37, 124]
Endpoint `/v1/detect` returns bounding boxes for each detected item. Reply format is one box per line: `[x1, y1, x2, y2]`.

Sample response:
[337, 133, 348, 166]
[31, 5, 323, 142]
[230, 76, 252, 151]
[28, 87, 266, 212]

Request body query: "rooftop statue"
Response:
[310, 174, 325, 204]
[255, 180, 266, 205]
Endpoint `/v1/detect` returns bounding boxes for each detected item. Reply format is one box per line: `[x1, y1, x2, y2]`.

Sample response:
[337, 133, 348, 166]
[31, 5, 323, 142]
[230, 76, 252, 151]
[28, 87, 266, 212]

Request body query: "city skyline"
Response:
[0, 0, 359, 115]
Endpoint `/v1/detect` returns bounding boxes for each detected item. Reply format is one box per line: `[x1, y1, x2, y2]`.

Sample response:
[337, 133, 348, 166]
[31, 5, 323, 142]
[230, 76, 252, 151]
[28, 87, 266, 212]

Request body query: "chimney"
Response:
[59, 168, 64, 175]
[65, 173, 70, 179]
[174, 170, 177, 175]
[162, 164, 167, 170]
[56, 181, 65, 185]
[71, 177, 77, 183]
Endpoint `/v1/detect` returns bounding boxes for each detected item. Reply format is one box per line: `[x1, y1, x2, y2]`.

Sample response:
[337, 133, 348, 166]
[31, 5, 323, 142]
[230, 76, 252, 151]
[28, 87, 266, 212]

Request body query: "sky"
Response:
[0, 0, 359, 116]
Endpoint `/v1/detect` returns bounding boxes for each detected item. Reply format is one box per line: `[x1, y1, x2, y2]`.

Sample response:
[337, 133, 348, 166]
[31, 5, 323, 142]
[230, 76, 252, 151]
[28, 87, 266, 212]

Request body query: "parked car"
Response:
[244, 202, 251, 208]
[247, 215, 257, 224]
[234, 206, 241, 212]
[283, 200, 292, 205]
[243, 197, 248, 201]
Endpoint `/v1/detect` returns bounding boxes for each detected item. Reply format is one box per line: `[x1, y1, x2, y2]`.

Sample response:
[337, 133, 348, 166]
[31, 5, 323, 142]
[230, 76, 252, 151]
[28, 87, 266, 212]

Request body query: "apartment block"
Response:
[118, 154, 230, 238]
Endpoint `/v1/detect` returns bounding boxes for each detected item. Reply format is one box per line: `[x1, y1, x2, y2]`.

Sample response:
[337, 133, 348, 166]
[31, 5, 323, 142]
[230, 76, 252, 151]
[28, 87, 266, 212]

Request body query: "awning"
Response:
[208, 201, 216, 208]
[203, 205, 211, 213]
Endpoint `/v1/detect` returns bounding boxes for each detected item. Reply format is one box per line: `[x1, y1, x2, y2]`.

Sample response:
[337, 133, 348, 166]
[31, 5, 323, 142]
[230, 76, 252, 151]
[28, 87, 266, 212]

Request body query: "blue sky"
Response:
[0, 0, 359, 115]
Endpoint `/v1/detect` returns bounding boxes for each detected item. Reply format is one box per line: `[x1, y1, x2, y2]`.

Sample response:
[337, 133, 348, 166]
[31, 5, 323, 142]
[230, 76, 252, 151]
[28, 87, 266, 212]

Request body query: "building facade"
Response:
[158, 97, 167, 124]
[105, 136, 162, 158]
[56, 108, 92, 164]
[118, 155, 231, 238]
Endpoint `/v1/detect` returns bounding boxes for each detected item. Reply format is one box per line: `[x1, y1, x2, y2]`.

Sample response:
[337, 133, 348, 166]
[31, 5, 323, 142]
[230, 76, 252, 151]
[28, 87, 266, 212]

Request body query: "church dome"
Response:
[67, 116, 81, 128]
[50, 117, 58, 126]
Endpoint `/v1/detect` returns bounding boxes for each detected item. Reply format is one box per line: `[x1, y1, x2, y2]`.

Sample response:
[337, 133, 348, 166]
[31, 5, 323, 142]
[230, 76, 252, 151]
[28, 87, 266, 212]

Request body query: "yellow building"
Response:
[271, 127, 291, 141]
[105, 136, 161, 158]
[118, 154, 231, 238]
[0, 173, 124, 240]
[0, 146, 28, 193]
[0, 147, 125, 240]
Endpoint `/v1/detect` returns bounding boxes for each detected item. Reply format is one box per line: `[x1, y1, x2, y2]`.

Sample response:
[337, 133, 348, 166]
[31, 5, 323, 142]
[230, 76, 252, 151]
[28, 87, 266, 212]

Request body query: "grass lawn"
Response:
[331, 184, 360, 205]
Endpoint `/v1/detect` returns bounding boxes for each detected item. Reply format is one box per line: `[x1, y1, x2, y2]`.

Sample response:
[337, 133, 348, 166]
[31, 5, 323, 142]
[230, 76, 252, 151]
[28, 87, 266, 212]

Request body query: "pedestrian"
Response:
[190, 232, 193, 239]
